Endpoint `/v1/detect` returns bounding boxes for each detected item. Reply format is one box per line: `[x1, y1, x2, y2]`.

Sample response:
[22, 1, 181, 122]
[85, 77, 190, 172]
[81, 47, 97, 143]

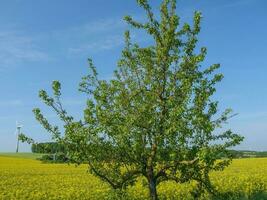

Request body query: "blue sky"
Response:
[0, 0, 266, 152]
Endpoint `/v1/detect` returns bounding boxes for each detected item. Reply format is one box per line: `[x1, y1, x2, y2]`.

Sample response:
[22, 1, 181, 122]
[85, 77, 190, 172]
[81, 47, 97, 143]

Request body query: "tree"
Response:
[18, 133, 35, 145]
[33, 0, 244, 199]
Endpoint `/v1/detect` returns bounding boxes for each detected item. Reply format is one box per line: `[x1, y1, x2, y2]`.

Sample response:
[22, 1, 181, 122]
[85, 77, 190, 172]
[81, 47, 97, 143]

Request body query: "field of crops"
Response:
[0, 155, 266, 200]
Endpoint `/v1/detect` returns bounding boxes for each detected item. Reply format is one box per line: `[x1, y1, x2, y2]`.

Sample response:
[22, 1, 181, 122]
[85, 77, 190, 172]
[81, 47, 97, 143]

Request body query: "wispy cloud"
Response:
[0, 31, 50, 70]
[0, 16, 144, 69]
[0, 18, 124, 70]
[63, 19, 126, 55]
[70, 18, 125, 35]
[234, 111, 267, 121]
[0, 100, 23, 107]
[68, 35, 124, 54]
[52, 16, 148, 56]
[221, 0, 253, 8]
[46, 17, 127, 55]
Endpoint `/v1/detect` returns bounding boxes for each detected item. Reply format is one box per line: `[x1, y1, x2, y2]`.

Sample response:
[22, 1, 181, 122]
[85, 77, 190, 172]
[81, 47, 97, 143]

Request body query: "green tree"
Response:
[18, 133, 34, 145]
[33, 0, 244, 199]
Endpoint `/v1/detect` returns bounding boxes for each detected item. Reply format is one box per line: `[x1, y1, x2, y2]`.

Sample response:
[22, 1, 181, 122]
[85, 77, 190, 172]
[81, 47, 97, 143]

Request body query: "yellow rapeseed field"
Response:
[0, 156, 266, 200]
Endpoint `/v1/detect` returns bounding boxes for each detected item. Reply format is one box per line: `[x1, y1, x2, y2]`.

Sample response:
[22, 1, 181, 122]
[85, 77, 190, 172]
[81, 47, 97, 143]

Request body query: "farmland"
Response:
[0, 154, 266, 200]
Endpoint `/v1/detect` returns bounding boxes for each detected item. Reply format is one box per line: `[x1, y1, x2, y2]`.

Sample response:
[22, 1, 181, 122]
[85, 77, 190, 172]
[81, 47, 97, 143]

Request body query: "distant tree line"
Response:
[31, 142, 66, 154]
[32, 141, 267, 161]
[229, 150, 267, 158]
[31, 142, 68, 163]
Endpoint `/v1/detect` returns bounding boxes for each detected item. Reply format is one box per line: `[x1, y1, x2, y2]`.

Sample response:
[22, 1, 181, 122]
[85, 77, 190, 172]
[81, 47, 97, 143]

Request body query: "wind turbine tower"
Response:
[16, 122, 23, 153]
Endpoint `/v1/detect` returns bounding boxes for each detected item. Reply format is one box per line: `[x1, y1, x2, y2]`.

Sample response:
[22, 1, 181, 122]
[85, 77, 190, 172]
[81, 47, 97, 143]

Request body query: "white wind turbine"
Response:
[15, 121, 23, 153]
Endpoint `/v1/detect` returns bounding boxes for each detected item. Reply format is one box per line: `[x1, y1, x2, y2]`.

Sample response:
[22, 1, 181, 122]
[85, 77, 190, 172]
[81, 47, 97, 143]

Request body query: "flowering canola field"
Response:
[0, 155, 266, 200]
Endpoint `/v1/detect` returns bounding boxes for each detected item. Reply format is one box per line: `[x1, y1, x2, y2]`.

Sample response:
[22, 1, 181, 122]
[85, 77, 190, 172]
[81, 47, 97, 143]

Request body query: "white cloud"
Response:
[0, 15, 144, 69]
[55, 18, 127, 55]
[232, 111, 267, 121]
[68, 34, 124, 54]
[221, 0, 253, 8]
[74, 18, 125, 35]
[0, 31, 50, 70]
[52, 15, 148, 55]
[0, 100, 23, 107]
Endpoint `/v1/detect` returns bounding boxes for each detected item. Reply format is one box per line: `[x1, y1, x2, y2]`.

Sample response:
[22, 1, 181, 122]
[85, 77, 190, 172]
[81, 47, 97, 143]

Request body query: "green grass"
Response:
[0, 152, 44, 159]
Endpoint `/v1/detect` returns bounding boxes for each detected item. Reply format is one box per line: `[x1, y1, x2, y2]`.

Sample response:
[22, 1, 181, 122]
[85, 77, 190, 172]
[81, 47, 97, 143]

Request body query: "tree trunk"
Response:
[148, 176, 158, 200]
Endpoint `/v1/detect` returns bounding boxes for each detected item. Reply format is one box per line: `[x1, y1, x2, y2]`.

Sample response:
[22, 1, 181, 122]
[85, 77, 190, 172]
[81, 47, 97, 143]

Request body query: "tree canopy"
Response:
[33, 0, 244, 199]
